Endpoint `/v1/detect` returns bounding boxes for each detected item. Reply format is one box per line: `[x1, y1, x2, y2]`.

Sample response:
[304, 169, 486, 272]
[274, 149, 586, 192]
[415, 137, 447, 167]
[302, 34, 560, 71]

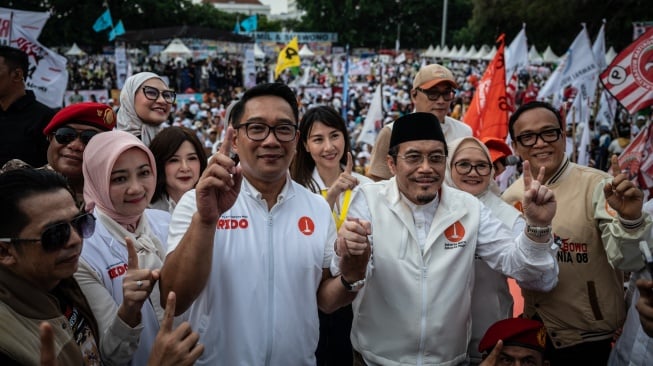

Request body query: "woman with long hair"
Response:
[291, 105, 372, 365]
[148, 126, 207, 213]
[75, 130, 170, 365]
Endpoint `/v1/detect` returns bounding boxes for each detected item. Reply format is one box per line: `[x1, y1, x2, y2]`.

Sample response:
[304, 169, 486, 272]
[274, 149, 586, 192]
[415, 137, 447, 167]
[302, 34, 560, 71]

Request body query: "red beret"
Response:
[482, 137, 512, 164]
[478, 318, 547, 354]
[43, 102, 116, 135]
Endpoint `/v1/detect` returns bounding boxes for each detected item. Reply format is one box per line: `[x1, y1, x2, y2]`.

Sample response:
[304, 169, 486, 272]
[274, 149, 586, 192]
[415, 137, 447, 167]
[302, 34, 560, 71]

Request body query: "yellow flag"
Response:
[274, 36, 301, 79]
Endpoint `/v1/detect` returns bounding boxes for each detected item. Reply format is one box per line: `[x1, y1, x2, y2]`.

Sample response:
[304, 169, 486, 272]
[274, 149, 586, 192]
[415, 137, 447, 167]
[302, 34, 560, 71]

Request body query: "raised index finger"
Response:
[161, 291, 176, 332]
[345, 152, 353, 175]
[611, 154, 621, 177]
[125, 236, 139, 270]
[218, 126, 235, 156]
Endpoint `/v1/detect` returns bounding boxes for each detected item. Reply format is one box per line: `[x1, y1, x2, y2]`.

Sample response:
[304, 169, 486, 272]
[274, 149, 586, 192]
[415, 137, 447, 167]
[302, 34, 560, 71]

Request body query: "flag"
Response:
[595, 90, 617, 128]
[593, 19, 607, 72]
[92, 9, 112, 32]
[240, 15, 257, 33]
[341, 49, 350, 121]
[463, 34, 509, 140]
[618, 123, 653, 199]
[233, 21, 240, 34]
[538, 25, 598, 104]
[600, 27, 653, 115]
[505, 24, 529, 76]
[357, 85, 383, 146]
[274, 36, 300, 79]
[394, 52, 406, 64]
[108, 20, 125, 41]
[576, 117, 591, 166]
[0, 7, 50, 44]
[10, 23, 68, 109]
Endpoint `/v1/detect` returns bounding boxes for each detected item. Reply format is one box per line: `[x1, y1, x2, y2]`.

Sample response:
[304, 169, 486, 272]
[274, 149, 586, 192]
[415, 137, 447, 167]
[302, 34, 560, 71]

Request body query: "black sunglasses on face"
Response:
[54, 127, 99, 145]
[142, 86, 176, 104]
[0, 212, 96, 252]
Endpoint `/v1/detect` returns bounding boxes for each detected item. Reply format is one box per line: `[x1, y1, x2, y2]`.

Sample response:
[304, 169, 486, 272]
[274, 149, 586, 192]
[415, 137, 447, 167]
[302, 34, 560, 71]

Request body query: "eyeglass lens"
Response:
[54, 127, 98, 145]
[41, 213, 96, 252]
[142, 86, 176, 104]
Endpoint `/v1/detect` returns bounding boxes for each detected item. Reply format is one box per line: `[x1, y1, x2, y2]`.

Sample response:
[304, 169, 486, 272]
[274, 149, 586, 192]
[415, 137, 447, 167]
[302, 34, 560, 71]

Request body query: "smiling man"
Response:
[367, 64, 472, 181]
[502, 101, 651, 365]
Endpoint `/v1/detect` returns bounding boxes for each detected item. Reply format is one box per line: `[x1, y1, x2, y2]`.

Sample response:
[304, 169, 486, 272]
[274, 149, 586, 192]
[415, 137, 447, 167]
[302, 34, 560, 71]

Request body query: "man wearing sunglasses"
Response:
[367, 63, 472, 181]
[43, 102, 116, 203]
[502, 101, 652, 365]
[0, 46, 55, 168]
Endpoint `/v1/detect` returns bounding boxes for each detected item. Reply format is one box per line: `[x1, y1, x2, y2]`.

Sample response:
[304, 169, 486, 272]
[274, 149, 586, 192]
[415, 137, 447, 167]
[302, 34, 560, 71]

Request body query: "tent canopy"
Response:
[253, 43, 265, 59]
[161, 38, 192, 56]
[298, 44, 314, 57]
[65, 43, 86, 56]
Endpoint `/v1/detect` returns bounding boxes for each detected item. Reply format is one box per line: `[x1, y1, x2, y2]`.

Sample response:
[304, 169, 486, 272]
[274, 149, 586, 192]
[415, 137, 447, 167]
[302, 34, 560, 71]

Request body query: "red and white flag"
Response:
[600, 27, 653, 115]
[464, 34, 509, 140]
[618, 123, 653, 199]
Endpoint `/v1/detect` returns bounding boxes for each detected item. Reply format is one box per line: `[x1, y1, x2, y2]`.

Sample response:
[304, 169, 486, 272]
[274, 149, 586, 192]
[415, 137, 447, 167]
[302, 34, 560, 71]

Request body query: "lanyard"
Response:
[321, 189, 352, 229]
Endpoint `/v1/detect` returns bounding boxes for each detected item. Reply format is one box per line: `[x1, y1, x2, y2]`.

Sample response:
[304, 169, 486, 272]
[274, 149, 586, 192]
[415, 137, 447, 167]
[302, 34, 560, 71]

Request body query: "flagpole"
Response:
[8, 11, 13, 47]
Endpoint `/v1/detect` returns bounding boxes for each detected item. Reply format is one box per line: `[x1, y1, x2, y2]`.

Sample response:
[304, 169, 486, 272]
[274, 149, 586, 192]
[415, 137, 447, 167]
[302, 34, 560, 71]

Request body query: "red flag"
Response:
[617, 123, 653, 197]
[463, 34, 509, 140]
[600, 27, 653, 115]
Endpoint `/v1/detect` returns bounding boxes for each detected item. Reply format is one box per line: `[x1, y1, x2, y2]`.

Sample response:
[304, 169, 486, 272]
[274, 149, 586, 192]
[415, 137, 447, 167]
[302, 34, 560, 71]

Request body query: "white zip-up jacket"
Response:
[342, 179, 558, 366]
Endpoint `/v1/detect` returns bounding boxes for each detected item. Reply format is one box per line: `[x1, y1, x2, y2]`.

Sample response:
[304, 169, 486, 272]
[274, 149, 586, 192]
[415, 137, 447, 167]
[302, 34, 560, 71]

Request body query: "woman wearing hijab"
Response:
[290, 106, 372, 365]
[75, 130, 170, 365]
[117, 72, 175, 145]
[444, 136, 525, 365]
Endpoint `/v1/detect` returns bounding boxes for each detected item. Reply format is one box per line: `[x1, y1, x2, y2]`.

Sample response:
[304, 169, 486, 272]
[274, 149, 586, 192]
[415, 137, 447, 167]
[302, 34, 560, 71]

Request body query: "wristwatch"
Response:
[341, 275, 365, 292]
[526, 224, 552, 237]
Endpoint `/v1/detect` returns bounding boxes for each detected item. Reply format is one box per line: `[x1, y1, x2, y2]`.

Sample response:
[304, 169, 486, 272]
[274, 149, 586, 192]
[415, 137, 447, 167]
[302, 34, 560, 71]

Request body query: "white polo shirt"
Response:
[167, 176, 336, 365]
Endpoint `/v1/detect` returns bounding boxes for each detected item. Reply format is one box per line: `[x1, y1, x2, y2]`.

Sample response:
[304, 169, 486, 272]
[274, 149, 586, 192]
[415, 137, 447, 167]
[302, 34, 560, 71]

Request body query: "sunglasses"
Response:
[0, 212, 95, 252]
[142, 86, 176, 104]
[415, 87, 455, 101]
[54, 127, 99, 145]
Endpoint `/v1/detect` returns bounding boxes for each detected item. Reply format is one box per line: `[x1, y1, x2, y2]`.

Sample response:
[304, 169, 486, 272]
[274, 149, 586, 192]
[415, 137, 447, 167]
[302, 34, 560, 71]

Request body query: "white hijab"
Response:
[117, 72, 168, 145]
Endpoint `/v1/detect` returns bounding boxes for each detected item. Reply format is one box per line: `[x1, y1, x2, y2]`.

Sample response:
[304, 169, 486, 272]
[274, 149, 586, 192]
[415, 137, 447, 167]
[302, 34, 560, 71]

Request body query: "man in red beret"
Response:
[479, 318, 549, 366]
[43, 102, 115, 203]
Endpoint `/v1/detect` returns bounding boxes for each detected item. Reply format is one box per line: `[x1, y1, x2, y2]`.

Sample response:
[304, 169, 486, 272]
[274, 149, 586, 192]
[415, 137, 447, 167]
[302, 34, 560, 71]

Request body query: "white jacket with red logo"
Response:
[343, 180, 558, 366]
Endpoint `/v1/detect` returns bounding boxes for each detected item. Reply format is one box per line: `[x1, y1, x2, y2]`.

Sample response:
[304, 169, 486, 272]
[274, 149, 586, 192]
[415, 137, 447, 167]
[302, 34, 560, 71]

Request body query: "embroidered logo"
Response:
[298, 216, 315, 236]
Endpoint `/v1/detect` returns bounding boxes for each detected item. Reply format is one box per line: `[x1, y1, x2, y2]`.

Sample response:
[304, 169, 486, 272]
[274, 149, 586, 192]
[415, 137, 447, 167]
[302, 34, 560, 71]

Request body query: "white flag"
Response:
[357, 86, 383, 146]
[595, 90, 617, 128]
[577, 119, 591, 166]
[505, 24, 529, 76]
[538, 25, 598, 102]
[0, 7, 50, 45]
[593, 20, 607, 72]
[11, 23, 68, 109]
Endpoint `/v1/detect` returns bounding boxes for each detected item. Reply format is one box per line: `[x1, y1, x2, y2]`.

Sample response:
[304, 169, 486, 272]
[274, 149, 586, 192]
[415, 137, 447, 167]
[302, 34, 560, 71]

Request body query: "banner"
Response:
[274, 36, 300, 79]
[357, 85, 383, 146]
[349, 59, 372, 76]
[0, 7, 49, 46]
[92, 9, 113, 32]
[11, 23, 67, 109]
[464, 34, 509, 140]
[243, 48, 256, 89]
[600, 27, 653, 115]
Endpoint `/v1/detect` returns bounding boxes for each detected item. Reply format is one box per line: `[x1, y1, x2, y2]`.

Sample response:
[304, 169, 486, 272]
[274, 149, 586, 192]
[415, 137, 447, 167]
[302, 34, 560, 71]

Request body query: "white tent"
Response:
[65, 43, 85, 56]
[542, 45, 561, 64]
[422, 45, 435, 58]
[472, 45, 490, 60]
[253, 43, 265, 59]
[605, 46, 617, 65]
[453, 45, 468, 59]
[161, 38, 192, 59]
[463, 45, 478, 60]
[298, 44, 314, 57]
[483, 46, 497, 60]
[528, 45, 543, 65]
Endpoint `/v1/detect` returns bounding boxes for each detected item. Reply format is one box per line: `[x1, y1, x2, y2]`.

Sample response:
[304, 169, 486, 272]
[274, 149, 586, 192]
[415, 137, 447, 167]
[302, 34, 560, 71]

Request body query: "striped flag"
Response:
[600, 27, 653, 115]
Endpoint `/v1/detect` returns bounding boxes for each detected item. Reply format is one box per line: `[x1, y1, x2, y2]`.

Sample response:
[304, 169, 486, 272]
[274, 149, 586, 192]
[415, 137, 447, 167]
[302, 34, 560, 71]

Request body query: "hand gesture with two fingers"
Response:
[604, 155, 644, 220]
[521, 160, 556, 229]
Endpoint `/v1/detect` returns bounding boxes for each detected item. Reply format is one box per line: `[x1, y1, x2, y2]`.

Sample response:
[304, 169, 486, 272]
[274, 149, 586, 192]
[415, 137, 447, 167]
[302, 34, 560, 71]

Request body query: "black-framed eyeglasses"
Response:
[415, 87, 455, 101]
[397, 152, 447, 166]
[142, 86, 176, 104]
[235, 122, 298, 142]
[53, 126, 99, 145]
[515, 128, 562, 147]
[0, 212, 95, 252]
[454, 161, 492, 176]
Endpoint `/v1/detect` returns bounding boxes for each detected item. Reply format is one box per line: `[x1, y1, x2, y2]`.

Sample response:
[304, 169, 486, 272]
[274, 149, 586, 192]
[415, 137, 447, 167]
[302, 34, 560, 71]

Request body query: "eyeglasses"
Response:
[453, 161, 492, 176]
[235, 122, 298, 142]
[53, 127, 99, 145]
[0, 212, 95, 252]
[397, 152, 446, 166]
[142, 86, 176, 104]
[515, 128, 562, 147]
[415, 87, 454, 101]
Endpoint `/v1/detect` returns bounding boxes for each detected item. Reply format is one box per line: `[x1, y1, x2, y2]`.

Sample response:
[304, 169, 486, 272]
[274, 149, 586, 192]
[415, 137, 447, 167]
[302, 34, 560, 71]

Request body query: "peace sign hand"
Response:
[522, 160, 556, 228]
[603, 154, 644, 220]
[196, 127, 243, 226]
[117, 237, 160, 327]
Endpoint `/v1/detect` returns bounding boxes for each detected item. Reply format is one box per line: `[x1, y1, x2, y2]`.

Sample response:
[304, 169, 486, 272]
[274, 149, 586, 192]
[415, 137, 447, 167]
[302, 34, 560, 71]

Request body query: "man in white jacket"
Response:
[336, 112, 559, 365]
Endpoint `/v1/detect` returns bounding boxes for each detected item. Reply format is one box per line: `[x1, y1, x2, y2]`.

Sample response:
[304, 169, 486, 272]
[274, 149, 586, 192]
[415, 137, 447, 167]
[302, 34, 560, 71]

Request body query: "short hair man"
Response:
[336, 112, 558, 365]
[478, 318, 549, 366]
[43, 102, 116, 203]
[0, 168, 102, 364]
[0, 46, 55, 167]
[367, 64, 472, 181]
[502, 101, 651, 364]
[159, 83, 364, 364]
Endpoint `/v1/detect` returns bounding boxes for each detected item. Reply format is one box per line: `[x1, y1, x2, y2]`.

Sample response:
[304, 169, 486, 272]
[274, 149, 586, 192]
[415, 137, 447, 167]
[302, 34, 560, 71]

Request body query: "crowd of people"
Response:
[1, 42, 653, 366]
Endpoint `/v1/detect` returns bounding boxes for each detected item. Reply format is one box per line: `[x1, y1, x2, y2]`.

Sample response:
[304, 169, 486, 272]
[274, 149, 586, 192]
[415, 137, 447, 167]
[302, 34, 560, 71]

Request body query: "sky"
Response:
[259, 0, 287, 14]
